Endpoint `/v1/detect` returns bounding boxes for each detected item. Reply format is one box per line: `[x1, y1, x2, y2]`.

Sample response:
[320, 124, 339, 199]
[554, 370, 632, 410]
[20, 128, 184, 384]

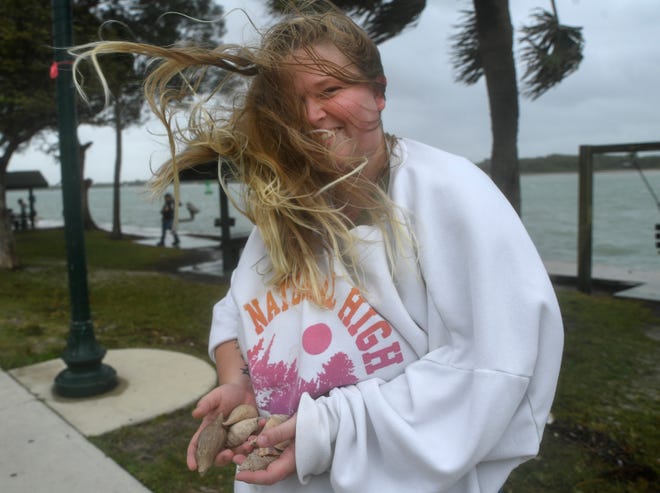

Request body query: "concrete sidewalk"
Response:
[544, 260, 660, 302]
[1, 349, 217, 493]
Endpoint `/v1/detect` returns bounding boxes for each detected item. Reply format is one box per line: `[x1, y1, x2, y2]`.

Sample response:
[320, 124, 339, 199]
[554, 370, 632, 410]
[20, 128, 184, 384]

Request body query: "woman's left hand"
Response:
[234, 414, 297, 485]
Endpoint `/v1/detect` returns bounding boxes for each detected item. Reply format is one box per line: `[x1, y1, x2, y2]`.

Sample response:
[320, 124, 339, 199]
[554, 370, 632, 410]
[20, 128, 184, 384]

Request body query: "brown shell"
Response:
[263, 414, 289, 429]
[237, 450, 278, 471]
[225, 416, 260, 448]
[222, 404, 259, 426]
[195, 413, 227, 476]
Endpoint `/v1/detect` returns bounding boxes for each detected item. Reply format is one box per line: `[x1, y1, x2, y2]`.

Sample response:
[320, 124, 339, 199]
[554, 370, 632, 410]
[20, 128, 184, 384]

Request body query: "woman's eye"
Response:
[321, 86, 341, 97]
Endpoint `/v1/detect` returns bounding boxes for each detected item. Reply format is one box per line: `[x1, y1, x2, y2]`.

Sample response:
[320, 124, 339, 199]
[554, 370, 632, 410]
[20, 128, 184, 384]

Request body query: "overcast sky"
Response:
[8, 0, 660, 185]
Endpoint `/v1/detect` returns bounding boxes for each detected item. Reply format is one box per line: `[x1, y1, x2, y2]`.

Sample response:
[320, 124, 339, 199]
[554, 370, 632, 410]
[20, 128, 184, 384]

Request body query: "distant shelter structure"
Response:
[6, 170, 50, 229]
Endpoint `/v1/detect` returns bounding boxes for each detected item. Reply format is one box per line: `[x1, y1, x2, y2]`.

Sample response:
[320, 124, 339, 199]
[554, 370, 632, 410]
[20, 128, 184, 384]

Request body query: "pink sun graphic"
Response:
[302, 323, 333, 355]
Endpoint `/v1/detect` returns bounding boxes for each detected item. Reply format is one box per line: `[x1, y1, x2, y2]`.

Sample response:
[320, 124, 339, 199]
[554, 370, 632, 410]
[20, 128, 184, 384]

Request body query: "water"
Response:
[7, 181, 254, 240]
[7, 170, 660, 272]
[522, 170, 660, 272]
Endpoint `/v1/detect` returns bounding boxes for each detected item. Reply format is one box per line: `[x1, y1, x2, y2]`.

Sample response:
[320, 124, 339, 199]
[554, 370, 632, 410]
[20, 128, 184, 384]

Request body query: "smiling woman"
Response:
[70, 2, 564, 493]
[290, 43, 388, 184]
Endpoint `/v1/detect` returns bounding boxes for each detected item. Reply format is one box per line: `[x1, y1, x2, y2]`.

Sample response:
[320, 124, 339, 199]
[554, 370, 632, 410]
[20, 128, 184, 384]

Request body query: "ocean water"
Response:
[521, 170, 659, 272]
[7, 169, 660, 272]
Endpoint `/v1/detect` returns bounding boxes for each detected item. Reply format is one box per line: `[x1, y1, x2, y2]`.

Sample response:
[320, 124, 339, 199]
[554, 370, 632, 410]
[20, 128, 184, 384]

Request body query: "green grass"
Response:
[0, 229, 225, 368]
[506, 289, 659, 492]
[1, 228, 658, 492]
[12, 227, 189, 269]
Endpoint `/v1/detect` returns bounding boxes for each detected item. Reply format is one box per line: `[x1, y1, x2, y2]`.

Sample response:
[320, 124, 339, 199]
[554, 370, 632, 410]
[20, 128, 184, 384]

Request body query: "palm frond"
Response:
[267, 0, 426, 45]
[519, 8, 584, 99]
[449, 8, 482, 85]
[361, 0, 426, 45]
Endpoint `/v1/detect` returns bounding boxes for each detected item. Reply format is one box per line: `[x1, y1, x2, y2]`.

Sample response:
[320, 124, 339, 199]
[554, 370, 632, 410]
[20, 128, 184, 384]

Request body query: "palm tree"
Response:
[451, 0, 583, 213]
[268, 0, 583, 215]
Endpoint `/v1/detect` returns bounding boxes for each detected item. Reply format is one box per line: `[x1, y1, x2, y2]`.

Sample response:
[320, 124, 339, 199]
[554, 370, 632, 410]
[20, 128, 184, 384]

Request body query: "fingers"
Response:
[192, 384, 257, 420]
[233, 416, 298, 485]
[256, 414, 297, 448]
[191, 387, 223, 419]
[235, 444, 296, 485]
[214, 448, 236, 467]
[186, 434, 198, 470]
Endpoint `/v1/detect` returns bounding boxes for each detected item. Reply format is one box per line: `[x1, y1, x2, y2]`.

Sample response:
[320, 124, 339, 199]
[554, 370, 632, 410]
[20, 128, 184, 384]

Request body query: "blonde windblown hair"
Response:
[73, 1, 410, 305]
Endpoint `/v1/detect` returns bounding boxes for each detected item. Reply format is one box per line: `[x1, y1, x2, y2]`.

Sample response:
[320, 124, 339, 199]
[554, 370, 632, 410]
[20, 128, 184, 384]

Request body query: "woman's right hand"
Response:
[186, 383, 257, 471]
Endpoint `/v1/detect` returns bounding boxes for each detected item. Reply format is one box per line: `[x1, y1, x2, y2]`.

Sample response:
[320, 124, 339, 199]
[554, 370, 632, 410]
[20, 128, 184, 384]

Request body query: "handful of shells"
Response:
[195, 404, 290, 475]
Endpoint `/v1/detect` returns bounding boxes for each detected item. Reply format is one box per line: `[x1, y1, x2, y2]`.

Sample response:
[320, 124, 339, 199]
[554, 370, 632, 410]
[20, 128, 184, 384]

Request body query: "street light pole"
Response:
[51, 0, 117, 397]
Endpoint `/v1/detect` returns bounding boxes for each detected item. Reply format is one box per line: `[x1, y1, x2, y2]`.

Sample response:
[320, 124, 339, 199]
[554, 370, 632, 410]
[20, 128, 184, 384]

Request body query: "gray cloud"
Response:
[9, 0, 659, 184]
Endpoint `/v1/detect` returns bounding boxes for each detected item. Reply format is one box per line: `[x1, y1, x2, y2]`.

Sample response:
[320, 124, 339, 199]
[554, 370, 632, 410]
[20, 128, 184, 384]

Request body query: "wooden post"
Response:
[577, 145, 593, 293]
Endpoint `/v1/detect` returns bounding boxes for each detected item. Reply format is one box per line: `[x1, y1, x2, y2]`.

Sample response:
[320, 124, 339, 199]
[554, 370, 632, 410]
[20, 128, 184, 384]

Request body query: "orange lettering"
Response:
[321, 276, 337, 309]
[347, 307, 377, 336]
[279, 284, 289, 312]
[338, 287, 364, 326]
[291, 288, 308, 306]
[243, 300, 267, 335]
[266, 291, 281, 321]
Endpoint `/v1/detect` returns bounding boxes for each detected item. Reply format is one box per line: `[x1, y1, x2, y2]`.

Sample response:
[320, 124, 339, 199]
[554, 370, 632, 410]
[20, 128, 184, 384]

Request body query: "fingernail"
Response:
[256, 435, 268, 447]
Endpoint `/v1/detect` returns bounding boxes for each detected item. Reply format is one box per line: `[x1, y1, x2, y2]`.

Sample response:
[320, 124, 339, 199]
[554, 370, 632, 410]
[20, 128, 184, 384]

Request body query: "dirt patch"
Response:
[548, 421, 658, 484]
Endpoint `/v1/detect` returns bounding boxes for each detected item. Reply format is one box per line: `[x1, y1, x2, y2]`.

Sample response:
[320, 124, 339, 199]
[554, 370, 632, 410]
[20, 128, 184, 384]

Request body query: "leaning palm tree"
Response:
[451, 0, 584, 214]
[267, 0, 583, 215]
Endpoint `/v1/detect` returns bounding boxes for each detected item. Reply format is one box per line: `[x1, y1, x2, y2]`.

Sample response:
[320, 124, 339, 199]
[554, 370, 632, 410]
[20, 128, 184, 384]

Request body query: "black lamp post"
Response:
[51, 0, 117, 397]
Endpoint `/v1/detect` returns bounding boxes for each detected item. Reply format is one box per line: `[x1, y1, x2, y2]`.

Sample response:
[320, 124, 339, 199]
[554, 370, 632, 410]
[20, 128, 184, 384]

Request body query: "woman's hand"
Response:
[234, 414, 298, 485]
[186, 383, 257, 471]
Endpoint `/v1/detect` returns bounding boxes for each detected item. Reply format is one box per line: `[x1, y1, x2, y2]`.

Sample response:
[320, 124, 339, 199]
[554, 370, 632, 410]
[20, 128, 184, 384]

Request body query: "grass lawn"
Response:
[1, 228, 658, 492]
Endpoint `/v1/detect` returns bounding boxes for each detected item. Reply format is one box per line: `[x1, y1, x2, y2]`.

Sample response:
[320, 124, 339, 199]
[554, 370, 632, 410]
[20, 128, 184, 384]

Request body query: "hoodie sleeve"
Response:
[208, 287, 241, 362]
[295, 145, 564, 492]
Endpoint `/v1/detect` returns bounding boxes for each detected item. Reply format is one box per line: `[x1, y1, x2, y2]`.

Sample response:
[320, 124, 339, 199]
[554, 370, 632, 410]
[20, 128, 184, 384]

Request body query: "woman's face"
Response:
[290, 43, 387, 178]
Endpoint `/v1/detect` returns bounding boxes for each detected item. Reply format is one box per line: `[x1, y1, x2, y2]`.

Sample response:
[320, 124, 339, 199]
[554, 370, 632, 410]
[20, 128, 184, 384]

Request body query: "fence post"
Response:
[577, 145, 593, 293]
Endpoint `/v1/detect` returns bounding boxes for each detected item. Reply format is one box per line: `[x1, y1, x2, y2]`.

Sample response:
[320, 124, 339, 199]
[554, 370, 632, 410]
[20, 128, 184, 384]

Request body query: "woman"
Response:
[74, 3, 563, 492]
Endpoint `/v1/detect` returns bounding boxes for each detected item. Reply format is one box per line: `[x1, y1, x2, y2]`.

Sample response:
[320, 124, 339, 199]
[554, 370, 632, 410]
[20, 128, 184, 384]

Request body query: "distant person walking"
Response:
[157, 193, 180, 247]
[17, 198, 28, 230]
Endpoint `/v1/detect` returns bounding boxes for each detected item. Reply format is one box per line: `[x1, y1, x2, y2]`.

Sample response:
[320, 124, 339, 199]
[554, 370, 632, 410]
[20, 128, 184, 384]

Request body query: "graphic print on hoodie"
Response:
[239, 275, 418, 415]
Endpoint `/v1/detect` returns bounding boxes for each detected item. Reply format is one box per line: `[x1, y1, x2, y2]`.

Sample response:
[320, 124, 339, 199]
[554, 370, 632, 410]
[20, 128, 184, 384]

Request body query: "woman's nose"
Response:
[305, 98, 326, 125]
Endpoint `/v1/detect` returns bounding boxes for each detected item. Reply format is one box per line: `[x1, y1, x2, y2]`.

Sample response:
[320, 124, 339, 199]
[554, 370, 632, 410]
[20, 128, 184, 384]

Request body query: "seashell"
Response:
[225, 417, 260, 448]
[256, 446, 282, 457]
[263, 414, 289, 429]
[223, 404, 259, 426]
[273, 440, 291, 452]
[195, 413, 227, 476]
[237, 450, 278, 471]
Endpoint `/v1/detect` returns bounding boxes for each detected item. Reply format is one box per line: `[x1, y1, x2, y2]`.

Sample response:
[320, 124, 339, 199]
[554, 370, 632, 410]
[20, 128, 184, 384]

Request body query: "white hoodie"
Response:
[209, 138, 564, 493]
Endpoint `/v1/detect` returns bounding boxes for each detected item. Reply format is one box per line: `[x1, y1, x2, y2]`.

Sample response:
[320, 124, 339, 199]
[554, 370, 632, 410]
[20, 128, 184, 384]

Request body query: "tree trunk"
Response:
[110, 101, 123, 239]
[0, 143, 20, 269]
[474, 0, 521, 214]
[79, 140, 98, 230]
